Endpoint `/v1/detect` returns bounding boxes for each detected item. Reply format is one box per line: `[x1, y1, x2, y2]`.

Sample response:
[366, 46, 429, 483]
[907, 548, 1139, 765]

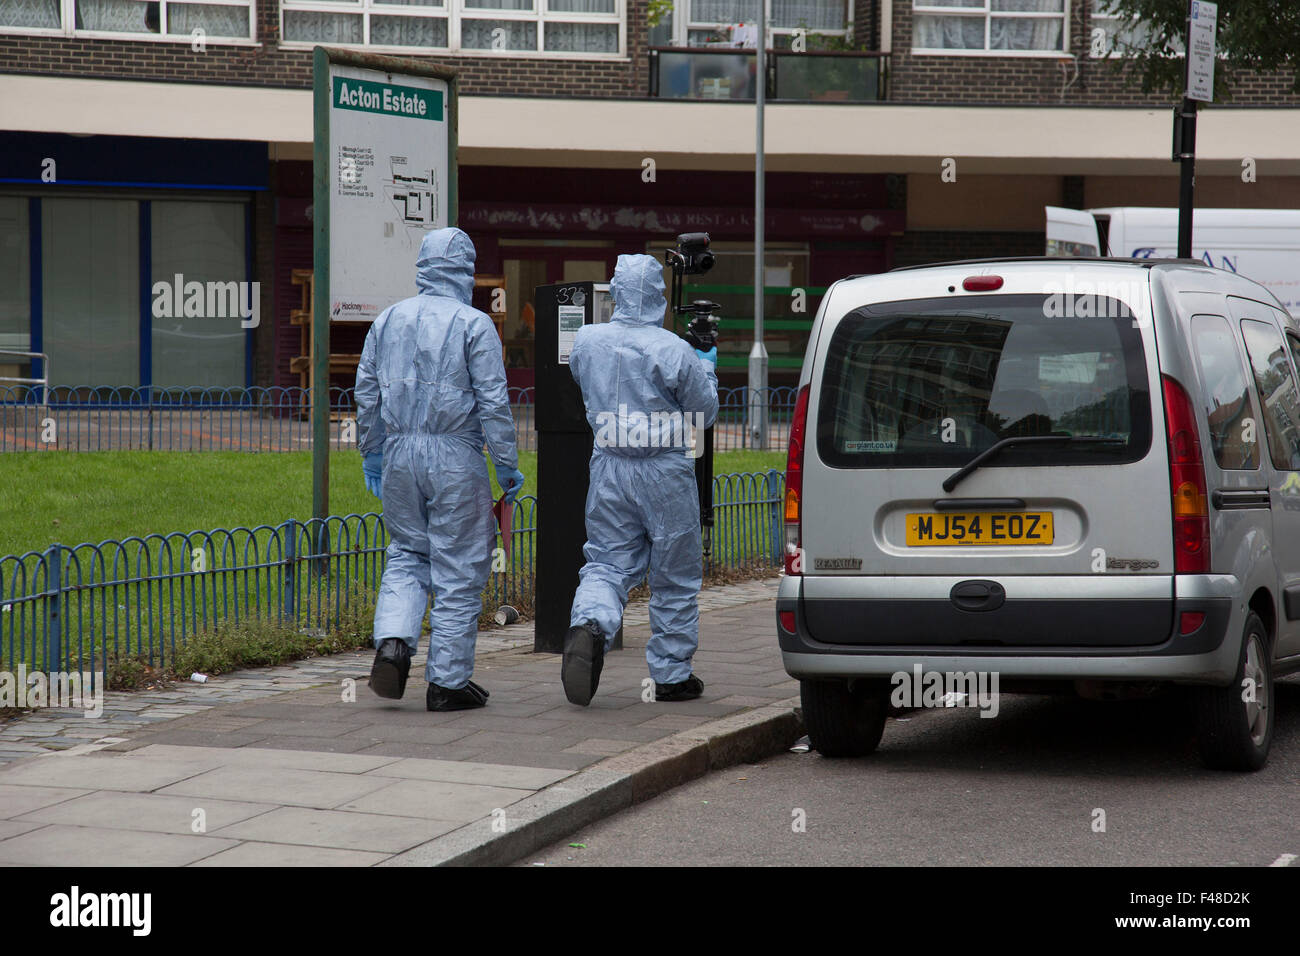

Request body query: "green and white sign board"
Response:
[318, 52, 456, 322]
[311, 48, 457, 523]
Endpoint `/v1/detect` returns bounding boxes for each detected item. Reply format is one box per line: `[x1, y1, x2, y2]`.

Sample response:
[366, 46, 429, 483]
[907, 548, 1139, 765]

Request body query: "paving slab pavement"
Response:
[0, 577, 800, 865]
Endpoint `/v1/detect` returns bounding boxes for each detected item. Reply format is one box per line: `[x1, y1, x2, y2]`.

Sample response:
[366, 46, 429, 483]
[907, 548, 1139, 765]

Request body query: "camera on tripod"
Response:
[663, 232, 722, 555]
[665, 232, 722, 352]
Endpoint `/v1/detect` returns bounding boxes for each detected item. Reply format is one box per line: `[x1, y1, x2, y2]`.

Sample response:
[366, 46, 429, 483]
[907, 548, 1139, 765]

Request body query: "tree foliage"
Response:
[647, 0, 675, 29]
[1097, 0, 1300, 97]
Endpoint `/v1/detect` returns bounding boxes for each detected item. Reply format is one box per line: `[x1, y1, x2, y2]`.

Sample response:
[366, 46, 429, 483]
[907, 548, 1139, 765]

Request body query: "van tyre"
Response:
[1194, 611, 1273, 772]
[800, 678, 889, 758]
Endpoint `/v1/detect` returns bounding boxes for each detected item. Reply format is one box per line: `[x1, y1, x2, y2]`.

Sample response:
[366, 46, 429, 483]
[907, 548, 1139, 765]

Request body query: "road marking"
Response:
[1269, 853, 1296, 867]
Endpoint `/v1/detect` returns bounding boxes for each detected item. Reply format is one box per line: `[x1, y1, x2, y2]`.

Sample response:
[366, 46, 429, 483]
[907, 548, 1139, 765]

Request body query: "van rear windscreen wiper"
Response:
[942, 435, 1126, 493]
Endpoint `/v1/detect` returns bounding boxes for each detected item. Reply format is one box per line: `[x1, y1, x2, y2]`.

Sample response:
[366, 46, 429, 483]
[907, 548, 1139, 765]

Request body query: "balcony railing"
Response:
[649, 46, 885, 103]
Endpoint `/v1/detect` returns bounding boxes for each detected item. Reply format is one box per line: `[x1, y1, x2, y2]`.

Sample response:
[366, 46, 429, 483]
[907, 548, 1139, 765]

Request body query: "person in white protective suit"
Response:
[561, 253, 719, 706]
[355, 227, 525, 712]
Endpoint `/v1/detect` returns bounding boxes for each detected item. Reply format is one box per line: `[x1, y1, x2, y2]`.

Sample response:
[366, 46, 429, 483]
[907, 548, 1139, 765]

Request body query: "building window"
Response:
[681, 1, 850, 47]
[912, 0, 1066, 55]
[279, 0, 624, 57]
[0, 198, 32, 386]
[1090, 0, 1178, 58]
[0, 0, 255, 41]
[42, 197, 142, 388]
[151, 200, 248, 389]
[1, 0, 62, 31]
[1, 193, 251, 390]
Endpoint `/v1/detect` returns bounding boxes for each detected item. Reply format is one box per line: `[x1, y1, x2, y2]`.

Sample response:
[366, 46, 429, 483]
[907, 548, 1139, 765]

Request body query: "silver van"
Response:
[777, 257, 1300, 771]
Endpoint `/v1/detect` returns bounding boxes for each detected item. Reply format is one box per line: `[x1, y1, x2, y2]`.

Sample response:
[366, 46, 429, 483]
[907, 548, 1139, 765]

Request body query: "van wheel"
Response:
[1194, 612, 1273, 772]
[800, 679, 888, 758]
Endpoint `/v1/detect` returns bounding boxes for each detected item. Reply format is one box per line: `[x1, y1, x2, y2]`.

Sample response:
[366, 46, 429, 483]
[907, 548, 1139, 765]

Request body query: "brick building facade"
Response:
[0, 1, 1295, 390]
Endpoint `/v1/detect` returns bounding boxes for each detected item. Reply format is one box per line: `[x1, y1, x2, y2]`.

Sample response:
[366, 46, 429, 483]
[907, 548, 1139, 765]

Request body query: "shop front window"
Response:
[0, 197, 32, 391]
[8, 195, 250, 391]
[150, 200, 248, 389]
[42, 197, 141, 388]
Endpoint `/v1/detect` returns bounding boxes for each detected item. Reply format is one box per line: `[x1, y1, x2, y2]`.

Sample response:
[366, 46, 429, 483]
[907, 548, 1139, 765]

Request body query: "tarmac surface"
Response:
[522, 684, 1300, 867]
[0, 577, 796, 865]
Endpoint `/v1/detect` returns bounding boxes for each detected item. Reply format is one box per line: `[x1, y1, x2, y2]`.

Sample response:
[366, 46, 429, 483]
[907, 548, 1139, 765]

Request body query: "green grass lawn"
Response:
[0, 448, 785, 557]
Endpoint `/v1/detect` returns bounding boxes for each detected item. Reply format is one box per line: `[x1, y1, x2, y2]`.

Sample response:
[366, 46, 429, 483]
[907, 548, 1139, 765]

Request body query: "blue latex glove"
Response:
[362, 452, 383, 499]
[694, 346, 718, 365]
[501, 468, 526, 505]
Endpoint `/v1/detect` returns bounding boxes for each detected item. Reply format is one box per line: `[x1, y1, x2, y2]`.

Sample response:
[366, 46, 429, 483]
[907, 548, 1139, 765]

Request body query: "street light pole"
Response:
[1176, 93, 1197, 259]
[1176, 0, 1197, 259]
[748, 0, 769, 450]
[1176, 0, 1215, 259]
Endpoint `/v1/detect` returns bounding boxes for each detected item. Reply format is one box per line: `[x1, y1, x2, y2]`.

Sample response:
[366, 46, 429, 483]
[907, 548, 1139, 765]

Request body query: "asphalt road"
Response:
[522, 681, 1300, 867]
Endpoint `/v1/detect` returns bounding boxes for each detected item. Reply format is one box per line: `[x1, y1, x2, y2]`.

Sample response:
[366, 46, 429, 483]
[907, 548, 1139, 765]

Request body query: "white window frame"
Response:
[677, 1, 852, 48]
[278, 0, 626, 59]
[0, 0, 258, 45]
[1089, 0, 1183, 59]
[911, 1, 1069, 58]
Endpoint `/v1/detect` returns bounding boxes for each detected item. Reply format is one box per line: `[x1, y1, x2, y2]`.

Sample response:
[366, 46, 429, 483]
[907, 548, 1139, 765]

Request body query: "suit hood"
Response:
[416, 227, 476, 303]
[610, 254, 667, 327]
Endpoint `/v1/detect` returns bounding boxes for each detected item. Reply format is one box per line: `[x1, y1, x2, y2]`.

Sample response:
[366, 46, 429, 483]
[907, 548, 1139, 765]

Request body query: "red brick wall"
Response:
[886, 0, 1299, 106]
[0, 0, 652, 97]
[853, 0, 878, 50]
[5, 1, 1292, 105]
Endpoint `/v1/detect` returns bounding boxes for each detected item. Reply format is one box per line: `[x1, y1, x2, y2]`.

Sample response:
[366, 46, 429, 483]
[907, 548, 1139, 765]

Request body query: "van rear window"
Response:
[817, 294, 1152, 469]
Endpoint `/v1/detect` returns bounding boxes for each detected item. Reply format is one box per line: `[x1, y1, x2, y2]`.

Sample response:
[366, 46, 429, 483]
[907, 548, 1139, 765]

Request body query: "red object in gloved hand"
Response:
[492, 494, 512, 563]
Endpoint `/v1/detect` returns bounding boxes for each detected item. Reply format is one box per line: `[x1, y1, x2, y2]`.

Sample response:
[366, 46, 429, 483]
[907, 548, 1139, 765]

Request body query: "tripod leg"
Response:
[694, 425, 714, 558]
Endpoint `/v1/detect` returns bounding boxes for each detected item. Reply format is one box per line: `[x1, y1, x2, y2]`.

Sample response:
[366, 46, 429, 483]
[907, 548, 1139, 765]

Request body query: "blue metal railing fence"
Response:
[0, 386, 794, 453]
[1, 471, 783, 678]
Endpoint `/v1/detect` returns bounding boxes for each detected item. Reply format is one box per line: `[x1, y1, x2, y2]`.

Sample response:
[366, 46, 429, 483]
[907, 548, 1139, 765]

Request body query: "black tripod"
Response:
[665, 234, 721, 558]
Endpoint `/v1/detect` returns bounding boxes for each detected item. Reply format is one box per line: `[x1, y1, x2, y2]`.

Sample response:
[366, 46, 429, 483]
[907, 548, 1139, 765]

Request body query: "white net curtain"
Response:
[41, 0, 253, 36]
[166, 2, 249, 37]
[546, 0, 617, 52]
[456, 0, 615, 52]
[369, 13, 447, 47]
[283, 9, 362, 42]
[545, 21, 617, 53]
[460, 16, 537, 49]
[914, 0, 1064, 52]
[1, 0, 61, 28]
[691, 1, 846, 30]
[74, 0, 155, 32]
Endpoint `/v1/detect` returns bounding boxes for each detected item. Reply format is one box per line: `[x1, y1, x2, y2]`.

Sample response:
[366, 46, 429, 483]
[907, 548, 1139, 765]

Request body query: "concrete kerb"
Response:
[381, 697, 803, 867]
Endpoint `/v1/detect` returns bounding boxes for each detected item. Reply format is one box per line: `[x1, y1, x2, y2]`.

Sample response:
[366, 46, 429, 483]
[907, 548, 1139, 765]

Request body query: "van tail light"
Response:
[962, 275, 1004, 292]
[784, 384, 811, 575]
[1162, 375, 1210, 573]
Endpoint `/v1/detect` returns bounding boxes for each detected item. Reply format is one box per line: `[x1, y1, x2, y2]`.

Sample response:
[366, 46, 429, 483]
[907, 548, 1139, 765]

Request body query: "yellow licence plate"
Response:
[906, 511, 1054, 547]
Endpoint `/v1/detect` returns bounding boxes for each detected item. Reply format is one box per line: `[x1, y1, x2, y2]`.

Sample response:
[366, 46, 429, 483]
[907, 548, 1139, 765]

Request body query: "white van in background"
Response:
[1046, 206, 1300, 317]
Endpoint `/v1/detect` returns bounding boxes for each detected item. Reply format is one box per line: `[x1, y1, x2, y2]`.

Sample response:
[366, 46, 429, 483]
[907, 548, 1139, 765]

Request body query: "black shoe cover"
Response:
[655, 674, 704, 702]
[562, 620, 605, 707]
[369, 638, 411, 700]
[427, 681, 488, 712]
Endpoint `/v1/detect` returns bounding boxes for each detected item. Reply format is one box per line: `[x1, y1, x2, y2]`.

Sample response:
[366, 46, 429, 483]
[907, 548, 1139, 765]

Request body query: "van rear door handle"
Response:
[933, 498, 1026, 511]
[1210, 489, 1271, 510]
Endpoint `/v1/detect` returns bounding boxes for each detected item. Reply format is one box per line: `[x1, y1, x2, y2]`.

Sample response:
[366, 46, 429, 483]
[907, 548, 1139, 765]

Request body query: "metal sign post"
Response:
[1176, 0, 1216, 259]
[311, 48, 458, 544]
[748, 0, 769, 451]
